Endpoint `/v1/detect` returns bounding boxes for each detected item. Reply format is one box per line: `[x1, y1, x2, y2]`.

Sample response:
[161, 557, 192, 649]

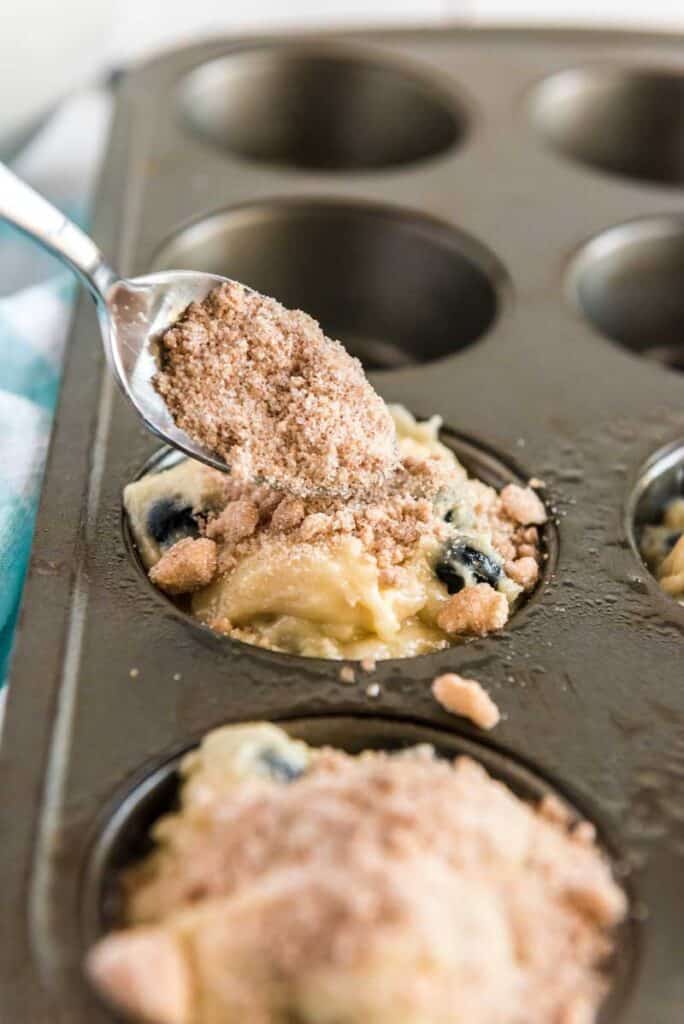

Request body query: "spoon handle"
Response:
[0, 162, 117, 299]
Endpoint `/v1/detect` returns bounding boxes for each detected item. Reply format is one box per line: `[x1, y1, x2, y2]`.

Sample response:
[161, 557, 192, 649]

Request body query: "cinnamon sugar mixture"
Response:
[88, 724, 626, 1024]
[154, 281, 399, 499]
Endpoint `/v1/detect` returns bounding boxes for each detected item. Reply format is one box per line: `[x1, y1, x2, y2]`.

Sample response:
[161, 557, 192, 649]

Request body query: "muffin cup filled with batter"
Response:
[124, 404, 548, 660]
[632, 440, 684, 607]
[87, 721, 627, 1024]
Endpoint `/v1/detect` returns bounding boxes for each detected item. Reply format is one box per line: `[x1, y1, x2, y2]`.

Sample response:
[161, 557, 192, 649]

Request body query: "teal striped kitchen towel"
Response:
[0, 88, 110, 703]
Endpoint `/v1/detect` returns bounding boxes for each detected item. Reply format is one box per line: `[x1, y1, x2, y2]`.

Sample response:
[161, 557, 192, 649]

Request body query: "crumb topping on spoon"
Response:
[154, 281, 399, 499]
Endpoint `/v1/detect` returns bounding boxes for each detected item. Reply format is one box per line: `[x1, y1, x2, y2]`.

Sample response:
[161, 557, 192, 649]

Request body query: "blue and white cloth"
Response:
[0, 89, 111, 707]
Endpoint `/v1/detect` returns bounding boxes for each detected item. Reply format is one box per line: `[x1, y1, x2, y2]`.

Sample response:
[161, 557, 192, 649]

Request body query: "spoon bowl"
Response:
[0, 162, 235, 475]
[103, 270, 237, 472]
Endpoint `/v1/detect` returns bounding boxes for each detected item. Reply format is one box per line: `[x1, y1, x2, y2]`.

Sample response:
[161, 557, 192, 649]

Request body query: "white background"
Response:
[1, 0, 684, 145]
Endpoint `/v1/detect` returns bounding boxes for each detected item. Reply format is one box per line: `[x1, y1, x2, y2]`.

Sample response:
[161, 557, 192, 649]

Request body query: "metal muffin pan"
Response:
[1, 25, 684, 1023]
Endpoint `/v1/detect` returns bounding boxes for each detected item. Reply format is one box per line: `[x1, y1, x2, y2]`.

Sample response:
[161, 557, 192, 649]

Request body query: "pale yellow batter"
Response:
[640, 497, 684, 604]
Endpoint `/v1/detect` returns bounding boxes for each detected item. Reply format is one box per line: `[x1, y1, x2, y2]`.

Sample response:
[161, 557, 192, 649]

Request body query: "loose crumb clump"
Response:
[432, 672, 500, 730]
[436, 583, 509, 636]
[149, 537, 217, 595]
[504, 554, 539, 590]
[154, 281, 399, 499]
[500, 483, 547, 526]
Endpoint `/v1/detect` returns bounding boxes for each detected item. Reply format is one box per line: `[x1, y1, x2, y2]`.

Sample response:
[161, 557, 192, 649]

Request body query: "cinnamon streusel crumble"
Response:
[87, 723, 626, 1024]
[154, 281, 399, 499]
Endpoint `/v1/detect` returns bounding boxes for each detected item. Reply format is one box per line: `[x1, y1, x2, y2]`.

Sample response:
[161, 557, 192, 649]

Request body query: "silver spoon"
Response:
[0, 162, 234, 474]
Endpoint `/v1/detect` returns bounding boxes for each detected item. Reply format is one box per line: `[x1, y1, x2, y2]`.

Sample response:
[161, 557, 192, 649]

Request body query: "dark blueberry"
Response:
[666, 531, 682, 553]
[259, 748, 305, 783]
[147, 497, 199, 549]
[444, 509, 454, 523]
[435, 540, 502, 595]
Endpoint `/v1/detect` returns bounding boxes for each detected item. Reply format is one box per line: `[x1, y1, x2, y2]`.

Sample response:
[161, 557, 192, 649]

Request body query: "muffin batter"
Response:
[124, 407, 546, 659]
[87, 723, 626, 1024]
[639, 497, 684, 604]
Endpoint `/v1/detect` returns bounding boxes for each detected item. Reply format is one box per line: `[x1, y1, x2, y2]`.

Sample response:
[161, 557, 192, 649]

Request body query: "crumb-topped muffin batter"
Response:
[87, 723, 626, 1024]
[125, 407, 546, 659]
[640, 497, 684, 604]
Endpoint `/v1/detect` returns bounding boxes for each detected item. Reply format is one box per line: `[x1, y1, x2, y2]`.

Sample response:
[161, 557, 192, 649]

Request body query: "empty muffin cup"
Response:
[151, 200, 504, 370]
[178, 47, 465, 171]
[569, 216, 684, 372]
[531, 66, 684, 187]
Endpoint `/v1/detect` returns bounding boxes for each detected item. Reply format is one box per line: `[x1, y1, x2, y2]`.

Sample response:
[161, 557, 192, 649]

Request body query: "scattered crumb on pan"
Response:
[431, 672, 500, 730]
